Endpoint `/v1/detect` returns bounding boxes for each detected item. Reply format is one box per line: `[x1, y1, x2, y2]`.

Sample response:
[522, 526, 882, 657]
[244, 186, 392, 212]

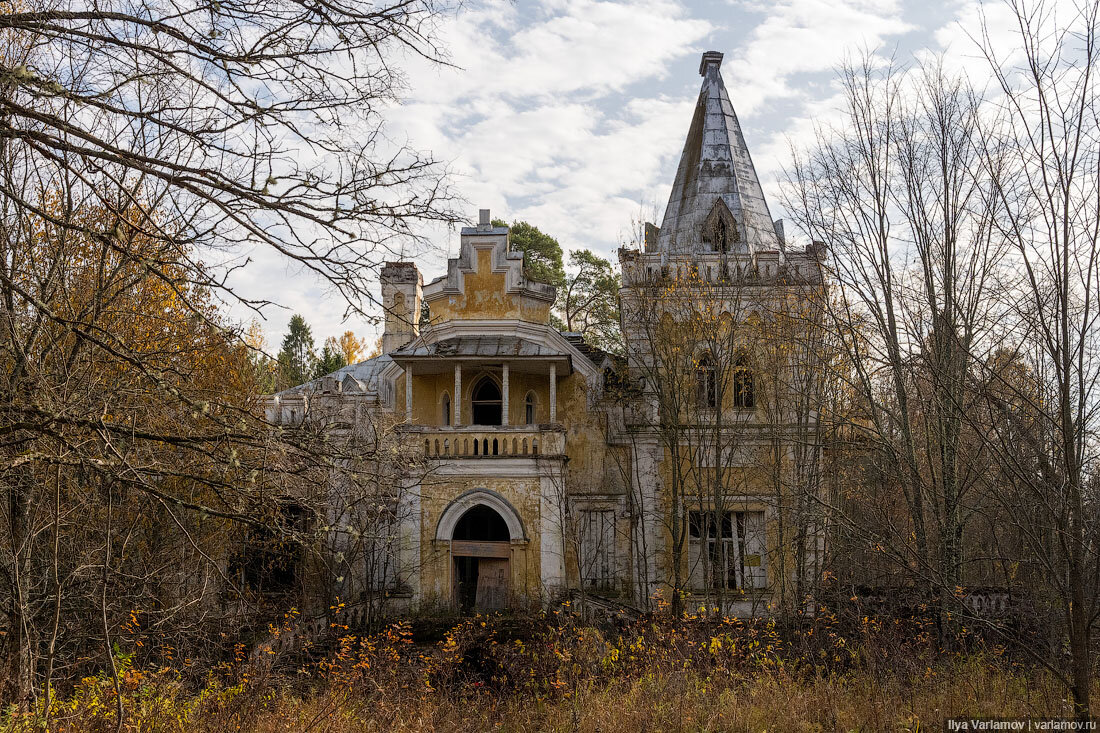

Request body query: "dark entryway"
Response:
[451, 504, 511, 612]
[471, 377, 502, 426]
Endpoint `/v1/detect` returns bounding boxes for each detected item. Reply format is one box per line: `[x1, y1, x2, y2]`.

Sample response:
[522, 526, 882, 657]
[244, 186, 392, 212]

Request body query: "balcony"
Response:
[406, 425, 565, 458]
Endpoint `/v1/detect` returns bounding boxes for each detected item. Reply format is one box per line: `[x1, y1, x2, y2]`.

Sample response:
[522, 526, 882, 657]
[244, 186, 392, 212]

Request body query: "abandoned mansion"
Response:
[266, 52, 826, 617]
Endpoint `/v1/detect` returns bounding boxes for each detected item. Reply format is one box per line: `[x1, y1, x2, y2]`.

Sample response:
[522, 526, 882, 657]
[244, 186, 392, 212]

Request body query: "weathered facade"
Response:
[266, 52, 826, 617]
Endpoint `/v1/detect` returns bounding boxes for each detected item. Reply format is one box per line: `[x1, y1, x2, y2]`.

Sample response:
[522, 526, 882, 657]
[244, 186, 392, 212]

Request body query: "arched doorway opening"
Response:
[471, 376, 502, 426]
[451, 504, 511, 612]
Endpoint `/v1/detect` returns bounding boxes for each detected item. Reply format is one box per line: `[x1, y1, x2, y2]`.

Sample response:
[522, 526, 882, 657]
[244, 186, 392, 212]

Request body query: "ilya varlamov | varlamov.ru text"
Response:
[945, 720, 1097, 731]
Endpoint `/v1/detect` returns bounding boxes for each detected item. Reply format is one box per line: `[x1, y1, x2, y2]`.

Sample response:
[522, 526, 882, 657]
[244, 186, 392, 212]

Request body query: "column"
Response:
[632, 438, 662, 610]
[405, 366, 412, 423]
[549, 362, 557, 422]
[501, 362, 510, 426]
[453, 363, 462, 426]
[539, 470, 566, 598]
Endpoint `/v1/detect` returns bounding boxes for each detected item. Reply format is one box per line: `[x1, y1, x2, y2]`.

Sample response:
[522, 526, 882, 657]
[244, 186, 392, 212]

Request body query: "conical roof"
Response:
[655, 51, 781, 254]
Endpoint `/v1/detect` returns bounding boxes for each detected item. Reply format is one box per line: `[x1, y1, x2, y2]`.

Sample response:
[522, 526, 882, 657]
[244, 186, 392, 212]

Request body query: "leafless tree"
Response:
[0, 0, 457, 717]
[969, 0, 1100, 718]
[785, 56, 1008, 622]
[787, 0, 1100, 718]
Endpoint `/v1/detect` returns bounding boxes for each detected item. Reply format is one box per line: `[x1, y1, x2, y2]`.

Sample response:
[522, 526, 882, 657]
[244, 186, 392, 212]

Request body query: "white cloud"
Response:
[238, 0, 956, 349]
[721, 0, 913, 115]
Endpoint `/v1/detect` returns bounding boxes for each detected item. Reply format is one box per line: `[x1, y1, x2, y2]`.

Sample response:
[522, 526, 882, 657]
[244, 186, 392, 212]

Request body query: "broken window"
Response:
[696, 353, 717, 409]
[238, 500, 311, 595]
[471, 376, 503, 426]
[688, 510, 766, 590]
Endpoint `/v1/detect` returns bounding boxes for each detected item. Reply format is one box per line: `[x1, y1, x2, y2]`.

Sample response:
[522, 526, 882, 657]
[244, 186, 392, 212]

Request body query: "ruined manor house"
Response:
[265, 52, 825, 617]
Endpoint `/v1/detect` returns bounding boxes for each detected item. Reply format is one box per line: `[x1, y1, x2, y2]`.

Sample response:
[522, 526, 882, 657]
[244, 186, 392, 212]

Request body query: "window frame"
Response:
[687, 509, 766, 591]
[695, 353, 718, 409]
[732, 355, 755, 410]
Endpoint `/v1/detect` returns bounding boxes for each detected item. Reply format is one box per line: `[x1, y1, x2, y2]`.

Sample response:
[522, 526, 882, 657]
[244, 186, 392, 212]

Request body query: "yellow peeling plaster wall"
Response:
[428, 248, 553, 324]
[418, 477, 546, 608]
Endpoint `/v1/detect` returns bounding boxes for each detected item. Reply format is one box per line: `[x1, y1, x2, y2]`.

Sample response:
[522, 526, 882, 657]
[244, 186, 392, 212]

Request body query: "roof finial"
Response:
[699, 51, 723, 77]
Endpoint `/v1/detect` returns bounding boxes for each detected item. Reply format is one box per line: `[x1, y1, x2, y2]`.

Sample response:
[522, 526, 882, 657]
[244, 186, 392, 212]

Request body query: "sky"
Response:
[241, 0, 1025, 351]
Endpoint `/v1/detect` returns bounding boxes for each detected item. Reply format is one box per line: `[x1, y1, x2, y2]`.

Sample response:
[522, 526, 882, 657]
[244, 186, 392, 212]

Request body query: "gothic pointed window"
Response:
[441, 392, 451, 426]
[472, 377, 503, 426]
[714, 217, 729, 252]
[696, 353, 717, 409]
[733, 355, 755, 409]
[524, 391, 537, 425]
[703, 199, 739, 253]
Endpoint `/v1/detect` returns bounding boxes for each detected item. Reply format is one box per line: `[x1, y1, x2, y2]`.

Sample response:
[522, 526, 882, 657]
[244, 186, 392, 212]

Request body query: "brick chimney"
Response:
[380, 262, 422, 354]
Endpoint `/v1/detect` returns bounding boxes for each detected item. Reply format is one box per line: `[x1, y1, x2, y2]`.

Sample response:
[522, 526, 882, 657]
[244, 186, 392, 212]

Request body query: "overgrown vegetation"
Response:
[2, 610, 1085, 732]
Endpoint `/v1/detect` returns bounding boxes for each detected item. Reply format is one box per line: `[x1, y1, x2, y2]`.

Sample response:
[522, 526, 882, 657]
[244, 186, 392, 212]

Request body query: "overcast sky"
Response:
[239, 0, 1024, 351]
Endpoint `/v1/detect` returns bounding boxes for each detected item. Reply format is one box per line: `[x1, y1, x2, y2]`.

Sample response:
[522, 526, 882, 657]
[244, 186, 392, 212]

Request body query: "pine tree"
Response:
[315, 336, 348, 378]
[276, 314, 317, 389]
[492, 218, 565, 287]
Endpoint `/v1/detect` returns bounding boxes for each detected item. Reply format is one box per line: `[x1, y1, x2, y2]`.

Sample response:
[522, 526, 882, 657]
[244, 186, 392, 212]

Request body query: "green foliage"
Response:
[559, 249, 622, 354]
[314, 337, 348, 379]
[491, 218, 622, 354]
[493, 218, 565, 287]
[276, 314, 316, 389]
[247, 351, 277, 394]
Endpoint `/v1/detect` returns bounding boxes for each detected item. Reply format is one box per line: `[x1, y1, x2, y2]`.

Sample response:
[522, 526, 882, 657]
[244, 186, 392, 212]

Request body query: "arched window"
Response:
[703, 199, 739, 253]
[714, 217, 729, 252]
[733, 355, 755, 409]
[441, 392, 451, 426]
[471, 376, 503, 426]
[696, 353, 717, 409]
[524, 391, 537, 425]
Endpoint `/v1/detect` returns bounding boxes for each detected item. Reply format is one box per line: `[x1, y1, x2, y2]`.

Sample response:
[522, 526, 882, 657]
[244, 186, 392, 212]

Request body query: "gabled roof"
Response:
[274, 354, 392, 397]
[655, 51, 782, 255]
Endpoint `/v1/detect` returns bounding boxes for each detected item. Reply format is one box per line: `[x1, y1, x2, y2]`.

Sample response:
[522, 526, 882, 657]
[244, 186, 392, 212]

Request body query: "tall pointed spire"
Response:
[655, 51, 781, 254]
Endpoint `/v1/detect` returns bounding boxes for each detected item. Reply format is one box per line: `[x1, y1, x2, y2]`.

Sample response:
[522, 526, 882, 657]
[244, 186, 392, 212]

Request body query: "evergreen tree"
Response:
[314, 336, 348, 378]
[492, 218, 565, 287]
[276, 314, 317, 389]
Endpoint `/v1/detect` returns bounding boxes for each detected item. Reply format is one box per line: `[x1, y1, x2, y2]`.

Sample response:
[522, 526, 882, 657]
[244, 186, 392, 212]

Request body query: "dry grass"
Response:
[3, 613, 1088, 732]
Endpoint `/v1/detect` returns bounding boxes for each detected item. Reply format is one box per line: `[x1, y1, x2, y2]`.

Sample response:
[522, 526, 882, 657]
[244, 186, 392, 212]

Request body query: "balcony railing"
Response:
[408, 426, 564, 458]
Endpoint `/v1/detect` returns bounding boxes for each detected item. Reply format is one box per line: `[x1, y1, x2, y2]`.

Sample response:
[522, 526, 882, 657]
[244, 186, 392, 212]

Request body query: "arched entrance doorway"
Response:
[451, 504, 511, 612]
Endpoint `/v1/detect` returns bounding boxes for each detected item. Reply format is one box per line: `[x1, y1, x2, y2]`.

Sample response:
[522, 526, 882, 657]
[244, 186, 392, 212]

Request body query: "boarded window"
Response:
[688, 510, 766, 590]
[579, 510, 616, 591]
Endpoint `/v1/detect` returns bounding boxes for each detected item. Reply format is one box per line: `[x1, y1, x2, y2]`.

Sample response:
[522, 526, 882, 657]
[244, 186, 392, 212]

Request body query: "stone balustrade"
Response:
[408, 426, 565, 458]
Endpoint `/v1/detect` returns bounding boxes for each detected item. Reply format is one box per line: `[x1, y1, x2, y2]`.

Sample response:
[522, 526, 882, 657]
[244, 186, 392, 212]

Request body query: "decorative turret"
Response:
[653, 51, 783, 255]
[381, 261, 422, 354]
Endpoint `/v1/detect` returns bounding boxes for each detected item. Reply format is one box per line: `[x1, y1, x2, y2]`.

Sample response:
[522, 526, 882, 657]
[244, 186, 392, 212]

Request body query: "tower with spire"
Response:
[617, 52, 826, 611]
[621, 51, 823, 284]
